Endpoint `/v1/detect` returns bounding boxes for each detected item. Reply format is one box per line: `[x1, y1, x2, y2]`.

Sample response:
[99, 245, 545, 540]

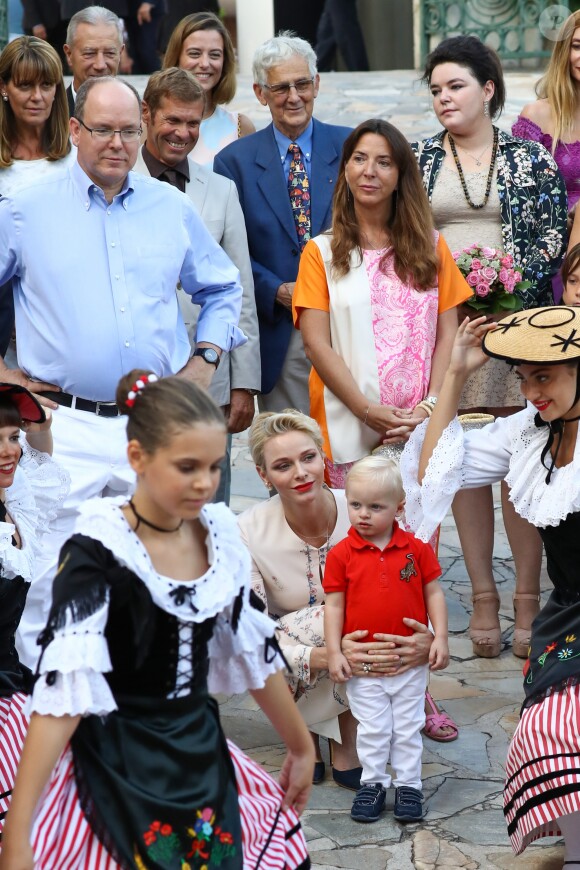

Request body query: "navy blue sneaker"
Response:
[350, 782, 386, 823]
[394, 786, 424, 821]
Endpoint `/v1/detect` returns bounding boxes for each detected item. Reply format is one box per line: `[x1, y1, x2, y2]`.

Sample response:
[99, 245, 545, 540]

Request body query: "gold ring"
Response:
[362, 663, 372, 673]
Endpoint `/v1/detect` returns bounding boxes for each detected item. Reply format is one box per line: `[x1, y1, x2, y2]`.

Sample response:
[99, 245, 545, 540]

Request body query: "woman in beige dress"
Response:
[238, 409, 452, 789]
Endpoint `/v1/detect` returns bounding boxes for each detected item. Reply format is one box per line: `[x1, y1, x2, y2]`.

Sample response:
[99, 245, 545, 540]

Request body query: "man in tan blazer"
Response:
[134, 68, 261, 503]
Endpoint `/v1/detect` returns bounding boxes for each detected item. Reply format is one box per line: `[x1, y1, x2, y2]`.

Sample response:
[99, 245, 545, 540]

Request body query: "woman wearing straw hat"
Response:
[400, 307, 580, 860]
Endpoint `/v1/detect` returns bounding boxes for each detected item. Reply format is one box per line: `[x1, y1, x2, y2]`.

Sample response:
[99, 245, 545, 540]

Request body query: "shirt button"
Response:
[115, 275, 120, 280]
[124, 341, 130, 347]
[111, 242, 116, 247]
[107, 209, 111, 215]
[380, 557, 384, 562]
[120, 306, 125, 312]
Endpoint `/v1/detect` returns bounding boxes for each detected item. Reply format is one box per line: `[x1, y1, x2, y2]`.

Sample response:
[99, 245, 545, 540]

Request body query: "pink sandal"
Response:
[422, 691, 459, 743]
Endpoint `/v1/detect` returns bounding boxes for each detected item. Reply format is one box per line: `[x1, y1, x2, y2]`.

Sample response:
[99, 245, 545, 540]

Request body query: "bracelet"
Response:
[363, 405, 370, 425]
[416, 401, 433, 417]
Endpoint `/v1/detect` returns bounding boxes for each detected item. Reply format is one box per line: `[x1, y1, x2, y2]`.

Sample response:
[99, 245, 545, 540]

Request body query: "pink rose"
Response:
[505, 279, 516, 293]
[498, 268, 510, 283]
[476, 283, 491, 297]
[480, 266, 498, 283]
[500, 254, 514, 268]
[481, 246, 496, 259]
[452, 251, 461, 259]
[467, 272, 480, 286]
[513, 271, 522, 282]
[470, 258, 482, 270]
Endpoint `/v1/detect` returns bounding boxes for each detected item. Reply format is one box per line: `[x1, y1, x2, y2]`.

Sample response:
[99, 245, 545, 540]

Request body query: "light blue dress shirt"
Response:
[273, 120, 313, 180]
[0, 161, 245, 401]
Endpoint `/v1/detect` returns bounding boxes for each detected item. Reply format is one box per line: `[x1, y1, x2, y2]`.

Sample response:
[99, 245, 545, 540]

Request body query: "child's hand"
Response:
[278, 746, 314, 815]
[22, 408, 52, 432]
[328, 652, 352, 683]
[429, 637, 449, 671]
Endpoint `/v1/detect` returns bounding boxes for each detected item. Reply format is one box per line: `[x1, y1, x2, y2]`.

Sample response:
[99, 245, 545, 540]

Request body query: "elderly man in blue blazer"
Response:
[214, 33, 350, 413]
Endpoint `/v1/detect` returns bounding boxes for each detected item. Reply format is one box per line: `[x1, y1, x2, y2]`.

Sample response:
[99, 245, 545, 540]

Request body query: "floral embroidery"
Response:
[140, 808, 236, 867]
[412, 129, 567, 310]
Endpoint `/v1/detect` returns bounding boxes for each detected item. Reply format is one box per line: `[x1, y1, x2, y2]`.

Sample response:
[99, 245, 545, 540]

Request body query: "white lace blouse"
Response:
[29, 498, 284, 718]
[1, 442, 69, 582]
[400, 406, 580, 541]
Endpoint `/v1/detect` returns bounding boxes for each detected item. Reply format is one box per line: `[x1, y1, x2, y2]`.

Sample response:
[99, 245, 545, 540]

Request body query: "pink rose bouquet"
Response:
[452, 244, 529, 313]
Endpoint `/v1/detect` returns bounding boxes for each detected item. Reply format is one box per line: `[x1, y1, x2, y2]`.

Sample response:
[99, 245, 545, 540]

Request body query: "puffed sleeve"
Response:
[207, 581, 288, 695]
[27, 535, 117, 718]
[401, 416, 512, 542]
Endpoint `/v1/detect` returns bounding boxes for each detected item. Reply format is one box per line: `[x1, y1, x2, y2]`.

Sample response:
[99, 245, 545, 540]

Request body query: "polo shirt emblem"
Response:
[400, 554, 417, 582]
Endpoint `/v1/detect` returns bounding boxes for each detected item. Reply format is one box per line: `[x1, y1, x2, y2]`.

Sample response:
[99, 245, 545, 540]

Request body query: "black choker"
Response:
[535, 413, 580, 484]
[128, 499, 183, 533]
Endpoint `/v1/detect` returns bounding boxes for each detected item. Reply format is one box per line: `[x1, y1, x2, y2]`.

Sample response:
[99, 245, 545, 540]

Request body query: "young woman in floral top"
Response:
[414, 34, 568, 662]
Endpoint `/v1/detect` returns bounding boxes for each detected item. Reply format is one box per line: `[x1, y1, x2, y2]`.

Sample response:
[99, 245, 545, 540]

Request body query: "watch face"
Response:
[196, 348, 219, 366]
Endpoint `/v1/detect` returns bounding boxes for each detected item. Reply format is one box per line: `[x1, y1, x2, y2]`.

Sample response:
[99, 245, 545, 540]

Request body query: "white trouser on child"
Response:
[346, 665, 428, 790]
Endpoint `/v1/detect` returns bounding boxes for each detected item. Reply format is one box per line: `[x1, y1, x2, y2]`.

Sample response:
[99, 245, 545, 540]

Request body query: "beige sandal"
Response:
[512, 592, 540, 659]
[470, 592, 501, 658]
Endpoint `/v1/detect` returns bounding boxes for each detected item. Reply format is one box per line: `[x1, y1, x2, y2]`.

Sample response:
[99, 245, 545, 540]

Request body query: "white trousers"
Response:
[16, 405, 134, 669]
[346, 664, 428, 790]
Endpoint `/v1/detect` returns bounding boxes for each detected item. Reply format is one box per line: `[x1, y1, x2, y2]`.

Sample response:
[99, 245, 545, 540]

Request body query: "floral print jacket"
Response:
[412, 128, 568, 308]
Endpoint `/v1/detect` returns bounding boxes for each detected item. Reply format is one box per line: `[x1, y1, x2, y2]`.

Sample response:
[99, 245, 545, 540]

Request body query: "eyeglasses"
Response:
[261, 78, 315, 97]
[78, 119, 142, 141]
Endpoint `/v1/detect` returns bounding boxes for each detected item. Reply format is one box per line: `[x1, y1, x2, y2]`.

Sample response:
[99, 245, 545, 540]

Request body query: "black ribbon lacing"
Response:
[535, 413, 580, 484]
[168, 584, 199, 613]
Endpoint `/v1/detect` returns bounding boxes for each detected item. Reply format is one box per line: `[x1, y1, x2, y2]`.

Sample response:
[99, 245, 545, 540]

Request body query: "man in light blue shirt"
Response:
[0, 76, 245, 666]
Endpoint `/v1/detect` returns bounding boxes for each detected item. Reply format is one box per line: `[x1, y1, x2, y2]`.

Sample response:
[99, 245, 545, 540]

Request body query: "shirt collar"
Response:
[347, 520, 408, 551]
[70, 158, 134, 210]
[141, 143, 191, 183]
[273, 119, 314, 163]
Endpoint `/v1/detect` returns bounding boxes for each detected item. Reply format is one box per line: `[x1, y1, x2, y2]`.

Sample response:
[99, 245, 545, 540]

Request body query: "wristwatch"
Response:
[424, 395, 438, 408]
[193, 347, 220, 369]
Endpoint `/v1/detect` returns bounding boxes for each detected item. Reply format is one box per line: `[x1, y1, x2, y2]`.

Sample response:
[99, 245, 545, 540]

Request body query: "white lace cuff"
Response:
[401, 418, 465, 542]
[27, 669, 117, 717]
[208, 606, 284, 694]
[39, 631, 113, 675]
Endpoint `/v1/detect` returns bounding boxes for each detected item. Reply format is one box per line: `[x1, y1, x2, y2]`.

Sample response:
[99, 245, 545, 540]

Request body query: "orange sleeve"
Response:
[292, 239, 331, 327]
[436, 234, 473, 313]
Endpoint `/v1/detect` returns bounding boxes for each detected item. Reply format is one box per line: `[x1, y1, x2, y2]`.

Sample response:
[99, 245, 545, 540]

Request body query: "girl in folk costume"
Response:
[0, 384, 68, 824]
[401, 308, 580, 861]
[0, 371, 313, 870]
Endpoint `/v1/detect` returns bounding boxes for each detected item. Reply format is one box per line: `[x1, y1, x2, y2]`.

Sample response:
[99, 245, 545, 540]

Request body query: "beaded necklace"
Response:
[447, 127, 499, 210]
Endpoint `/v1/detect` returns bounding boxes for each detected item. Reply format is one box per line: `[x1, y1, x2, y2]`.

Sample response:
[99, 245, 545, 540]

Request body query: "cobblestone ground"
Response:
[128, 69, 560, 868]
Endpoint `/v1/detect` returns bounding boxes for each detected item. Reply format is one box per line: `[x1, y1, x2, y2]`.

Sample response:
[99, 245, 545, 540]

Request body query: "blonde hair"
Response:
[0, 36, 70, 168]
[346, 456, 405, 503]
[536, 10, 580, 154]
[248, 410, 324, 470]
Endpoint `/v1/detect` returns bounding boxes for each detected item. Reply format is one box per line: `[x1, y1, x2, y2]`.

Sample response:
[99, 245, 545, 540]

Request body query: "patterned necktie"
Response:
[288, 143, 311, 250]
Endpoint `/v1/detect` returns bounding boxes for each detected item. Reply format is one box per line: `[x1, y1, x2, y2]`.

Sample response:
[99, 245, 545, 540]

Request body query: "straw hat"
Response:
[483, 306, 580, 365]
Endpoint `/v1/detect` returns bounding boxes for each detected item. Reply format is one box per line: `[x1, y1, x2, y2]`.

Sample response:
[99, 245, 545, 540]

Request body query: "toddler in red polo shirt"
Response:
[323, 456, 449, 824]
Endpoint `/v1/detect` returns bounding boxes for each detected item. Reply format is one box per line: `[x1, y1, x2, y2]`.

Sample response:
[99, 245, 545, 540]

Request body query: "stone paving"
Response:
[195, 67, 565, 870]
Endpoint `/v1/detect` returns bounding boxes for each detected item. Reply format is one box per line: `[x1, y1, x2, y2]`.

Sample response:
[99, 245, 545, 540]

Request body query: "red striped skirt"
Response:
[504, 682, 580, 854]
[0, 698, 309, 869]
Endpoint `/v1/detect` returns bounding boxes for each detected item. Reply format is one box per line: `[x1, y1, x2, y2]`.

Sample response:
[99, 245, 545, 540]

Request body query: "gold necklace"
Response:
[287, 490, 337, 543]
[362, 230, 389, 250]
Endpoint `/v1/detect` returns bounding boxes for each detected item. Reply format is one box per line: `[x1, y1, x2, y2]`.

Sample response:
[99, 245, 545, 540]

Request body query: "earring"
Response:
[483, 100, 490, 118]
[1, 93, 7, 102]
